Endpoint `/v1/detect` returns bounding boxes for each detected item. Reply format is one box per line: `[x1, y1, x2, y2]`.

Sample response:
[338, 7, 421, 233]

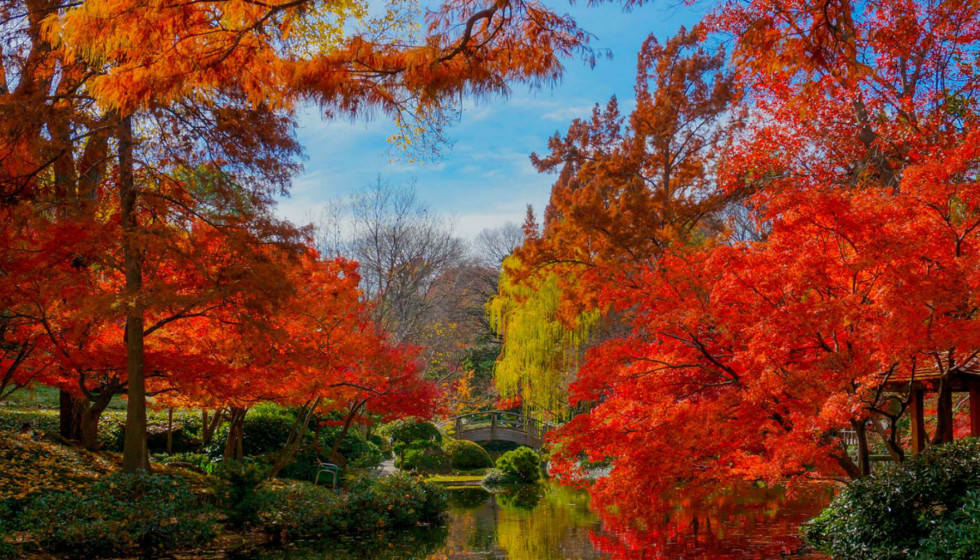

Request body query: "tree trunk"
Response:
[933, 377, 955, 445]
[327, 401, 367, 468]
[852, 419, 871, 477]
[78, 390, 117, 450]
[268, 398, 320, 479]
[59, 390, 82, 440]
[200, 409, 224, 448]
[167, 408, 173, 455]
[119, 114, 149, 473]
[223, 407, 247, 461]
[79, 408, 101, 450]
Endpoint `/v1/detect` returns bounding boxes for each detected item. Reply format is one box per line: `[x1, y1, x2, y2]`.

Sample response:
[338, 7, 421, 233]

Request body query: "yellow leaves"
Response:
[0, 432, 118, 501]
[487, 256, 598, 420]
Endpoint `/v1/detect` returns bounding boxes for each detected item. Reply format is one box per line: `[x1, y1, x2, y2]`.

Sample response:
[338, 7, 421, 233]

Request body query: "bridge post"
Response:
[491, 412, 497, 440]
[455, 417, 462, 437]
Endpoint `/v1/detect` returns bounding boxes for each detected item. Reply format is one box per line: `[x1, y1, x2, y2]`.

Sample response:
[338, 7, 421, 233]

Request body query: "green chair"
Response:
[314, 461, 342, 491]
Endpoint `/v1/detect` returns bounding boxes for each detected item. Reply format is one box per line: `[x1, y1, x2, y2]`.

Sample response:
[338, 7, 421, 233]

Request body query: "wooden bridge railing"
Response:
[442, 411, 554, 448]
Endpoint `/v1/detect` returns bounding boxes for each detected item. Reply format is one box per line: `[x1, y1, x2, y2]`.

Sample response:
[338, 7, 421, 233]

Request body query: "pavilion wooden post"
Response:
[935, 380, 955, 444]
[911, 388, 926, 454]
[970, 380, 980, 438]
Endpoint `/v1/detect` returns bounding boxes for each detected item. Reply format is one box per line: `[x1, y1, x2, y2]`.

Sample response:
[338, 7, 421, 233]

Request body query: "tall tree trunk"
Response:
[933, 377, 955, 445]
[119, 114, 148, 473]
[59, 390, 82, 440]
[852, 419, 871, 477]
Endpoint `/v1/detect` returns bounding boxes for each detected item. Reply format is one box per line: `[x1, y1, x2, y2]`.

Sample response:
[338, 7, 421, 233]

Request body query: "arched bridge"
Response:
[444, 411, 553, 449]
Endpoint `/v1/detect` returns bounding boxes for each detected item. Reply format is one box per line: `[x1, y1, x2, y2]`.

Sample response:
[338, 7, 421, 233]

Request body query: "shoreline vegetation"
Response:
[0, 407, 457, 559]
[0, 428, 449, 559]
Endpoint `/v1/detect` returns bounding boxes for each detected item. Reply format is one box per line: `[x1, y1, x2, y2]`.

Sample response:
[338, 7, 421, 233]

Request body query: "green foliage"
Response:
[17, 472, 215, 557]
[915, 490, 980, 560]
[493, 447, 541, 484]
[278, 431, 384, 481]
[157, 452, 218, 474]
[443, 440, 493, 470]
[344, 473, 448, 529]
[802, 438, 980, 560]
[321, 426, 384, 469]
[0, 408, 59, 434]
[242, 406, 297, 456]
[259, 481, 343, 536]
[478, 439, 524, 457]
[385, 419, 442, 457]
[401, 443, 451, 474]
[209, 460, 270, 527]
[260, 474, 447, 538]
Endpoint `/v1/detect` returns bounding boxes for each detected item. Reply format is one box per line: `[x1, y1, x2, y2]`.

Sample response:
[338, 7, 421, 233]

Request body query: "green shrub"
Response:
[802, 438, 980, 560]
[402, 444, 451, 473]
[332, 473, 447, 531]
[209, 460, 270, 527]
[260, 474, 447, 538]
[319, 426, 384, 468]
[278, 430, 384, 481]
[443, 440, 493, 470]
[915, 489, 980, 560]
[493, 447, 540, 484]
[385, 419, 442, 454]
[394, 439, 438, 468]
[259, 481, 343, 536]
[478, 439, 523, 456]
[18, 472, 215, 557]
[243, 406, 297, 456]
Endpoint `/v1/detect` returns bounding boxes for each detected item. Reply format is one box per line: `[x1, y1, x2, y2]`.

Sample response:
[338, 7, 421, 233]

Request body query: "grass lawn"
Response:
[424, 474, 486, 484]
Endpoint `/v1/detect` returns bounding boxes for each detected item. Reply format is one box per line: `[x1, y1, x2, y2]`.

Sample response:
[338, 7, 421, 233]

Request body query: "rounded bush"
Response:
[803, 438, 980, 560]
[492, 447, 540, 484]
[444, 440, 493, 470]
[402, 445, 451, 473]
[242, 407, 296, 456]
[384, 420, 442, 450]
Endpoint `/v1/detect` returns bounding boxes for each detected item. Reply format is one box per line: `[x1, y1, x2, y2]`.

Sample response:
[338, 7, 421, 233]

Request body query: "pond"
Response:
[240, 483, 831, 560]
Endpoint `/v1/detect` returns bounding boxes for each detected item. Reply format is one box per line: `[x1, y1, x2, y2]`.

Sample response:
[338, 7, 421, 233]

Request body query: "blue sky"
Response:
[275, 1, 711, 240]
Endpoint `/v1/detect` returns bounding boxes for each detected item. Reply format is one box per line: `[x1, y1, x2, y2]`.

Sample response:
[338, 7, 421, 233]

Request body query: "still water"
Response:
[247, 483, 830, 560]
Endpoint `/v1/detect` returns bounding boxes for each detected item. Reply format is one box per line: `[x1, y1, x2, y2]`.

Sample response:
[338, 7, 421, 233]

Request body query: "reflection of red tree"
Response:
[588, 486, 833, 560]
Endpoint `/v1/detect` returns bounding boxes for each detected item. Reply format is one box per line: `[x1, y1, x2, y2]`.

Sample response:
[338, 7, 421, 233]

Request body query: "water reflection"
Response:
[590, 486, 832, 559]
[244, 483, 830, 560]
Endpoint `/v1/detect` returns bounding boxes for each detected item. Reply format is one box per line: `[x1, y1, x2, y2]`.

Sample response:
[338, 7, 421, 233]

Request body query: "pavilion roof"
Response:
[882, 352, 980, 391]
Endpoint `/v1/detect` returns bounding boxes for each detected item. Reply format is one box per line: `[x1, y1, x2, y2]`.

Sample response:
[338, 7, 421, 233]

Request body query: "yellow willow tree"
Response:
[487, 255, 598, 421]
[28, 0, 594, 472]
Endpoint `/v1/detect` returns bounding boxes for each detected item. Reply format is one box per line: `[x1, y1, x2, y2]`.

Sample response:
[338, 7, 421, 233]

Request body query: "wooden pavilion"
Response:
[882, 353, 980, 454]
